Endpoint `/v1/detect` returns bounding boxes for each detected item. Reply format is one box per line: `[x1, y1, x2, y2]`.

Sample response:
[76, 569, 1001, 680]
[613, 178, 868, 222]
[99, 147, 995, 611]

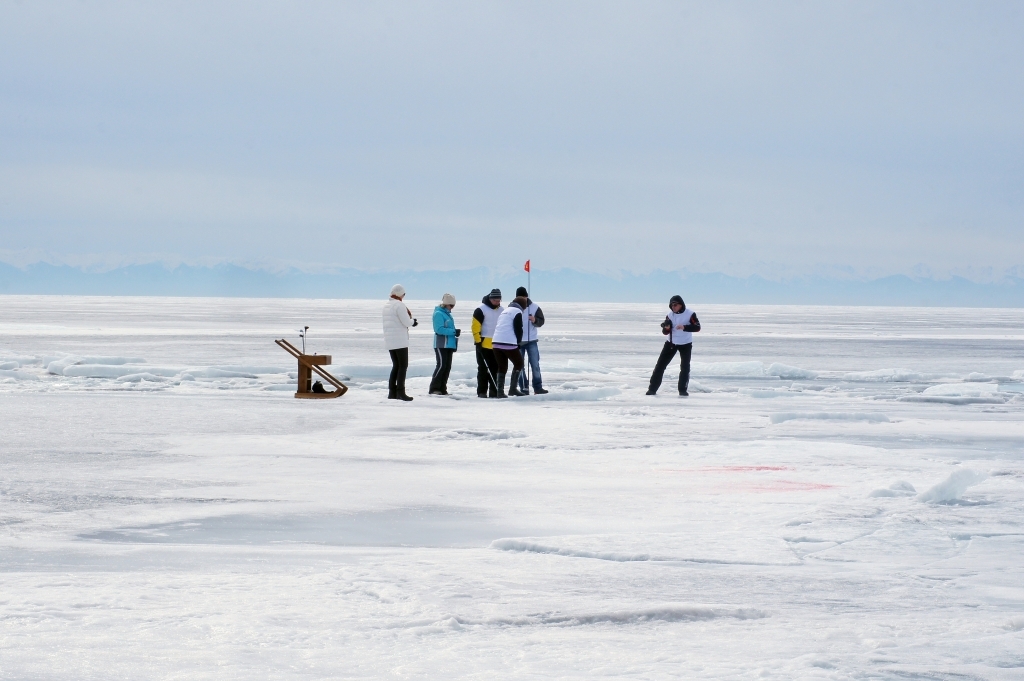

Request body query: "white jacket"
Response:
[382, 298, 413, 350]
[492, 304, 524, 347]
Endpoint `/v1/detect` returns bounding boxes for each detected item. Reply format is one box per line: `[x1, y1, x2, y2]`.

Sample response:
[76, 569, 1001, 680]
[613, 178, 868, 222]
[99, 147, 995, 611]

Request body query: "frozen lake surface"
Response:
[2, 295, 1024, 679]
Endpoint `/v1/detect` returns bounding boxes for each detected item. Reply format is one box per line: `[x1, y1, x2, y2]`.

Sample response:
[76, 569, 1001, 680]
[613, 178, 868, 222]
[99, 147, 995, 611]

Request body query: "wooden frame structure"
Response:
[275, 338, 348, 399]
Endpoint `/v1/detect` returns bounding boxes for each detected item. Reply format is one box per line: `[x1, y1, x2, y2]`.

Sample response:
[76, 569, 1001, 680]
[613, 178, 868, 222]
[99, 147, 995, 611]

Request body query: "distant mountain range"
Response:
[1, 261, 1022, 307]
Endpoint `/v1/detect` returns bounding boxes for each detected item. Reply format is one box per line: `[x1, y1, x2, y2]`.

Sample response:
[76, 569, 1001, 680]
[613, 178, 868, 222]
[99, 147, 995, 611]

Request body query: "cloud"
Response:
[1, 1, 1022, 278]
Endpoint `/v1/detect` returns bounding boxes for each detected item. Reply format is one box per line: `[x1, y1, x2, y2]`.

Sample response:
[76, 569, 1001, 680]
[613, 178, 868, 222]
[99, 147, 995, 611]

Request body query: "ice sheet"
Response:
[1, 296, 1023, 679]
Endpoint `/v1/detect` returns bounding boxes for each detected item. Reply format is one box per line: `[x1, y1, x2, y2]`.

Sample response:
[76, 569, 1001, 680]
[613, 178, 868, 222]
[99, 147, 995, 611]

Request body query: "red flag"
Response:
[524, 260, 530, 273]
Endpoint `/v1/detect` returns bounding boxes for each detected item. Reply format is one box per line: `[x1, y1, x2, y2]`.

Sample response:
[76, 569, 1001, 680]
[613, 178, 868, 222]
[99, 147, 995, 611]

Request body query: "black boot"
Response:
[508, 369, 524, 396]
[495, 372, 508, 398]
[533, 387, 548, 395]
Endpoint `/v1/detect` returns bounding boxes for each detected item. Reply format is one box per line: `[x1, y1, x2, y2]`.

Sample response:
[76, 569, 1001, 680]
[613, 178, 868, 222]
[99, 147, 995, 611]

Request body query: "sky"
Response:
[1, 1, 1022, 281]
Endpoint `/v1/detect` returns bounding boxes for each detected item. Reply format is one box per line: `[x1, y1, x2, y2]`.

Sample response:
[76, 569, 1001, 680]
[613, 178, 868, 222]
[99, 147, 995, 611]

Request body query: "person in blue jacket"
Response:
[429, 293, 461, 395]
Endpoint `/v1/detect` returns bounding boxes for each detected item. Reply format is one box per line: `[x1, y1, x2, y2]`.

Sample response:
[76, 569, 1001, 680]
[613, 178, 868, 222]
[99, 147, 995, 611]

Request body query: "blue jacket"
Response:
[432, 305, 458, 350]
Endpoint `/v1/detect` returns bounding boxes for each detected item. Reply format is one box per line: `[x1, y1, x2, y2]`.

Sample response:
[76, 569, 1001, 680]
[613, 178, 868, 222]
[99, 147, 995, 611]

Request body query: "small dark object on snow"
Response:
[312, 380, 327, 394]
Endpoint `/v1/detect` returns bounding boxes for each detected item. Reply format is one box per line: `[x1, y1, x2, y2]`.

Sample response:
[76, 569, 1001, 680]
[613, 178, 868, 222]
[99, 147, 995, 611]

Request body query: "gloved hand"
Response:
[455, 329, 462, 337]
[660, 317, 672, 335]
[412, 318, 418, 327]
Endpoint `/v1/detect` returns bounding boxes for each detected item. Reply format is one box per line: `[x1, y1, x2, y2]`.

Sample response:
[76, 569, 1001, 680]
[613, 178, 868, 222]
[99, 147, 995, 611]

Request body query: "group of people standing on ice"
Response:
[382, 285, 698, 401]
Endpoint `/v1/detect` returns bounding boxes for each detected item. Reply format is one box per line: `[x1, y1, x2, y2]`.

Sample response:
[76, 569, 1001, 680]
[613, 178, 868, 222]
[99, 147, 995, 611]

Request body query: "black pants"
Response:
[648, 342, 692, 394]
[475, 344, 499, 396]
[388, 348, 409, 397]
[493, 347, 524, 373]
[430, 348, 454, 393]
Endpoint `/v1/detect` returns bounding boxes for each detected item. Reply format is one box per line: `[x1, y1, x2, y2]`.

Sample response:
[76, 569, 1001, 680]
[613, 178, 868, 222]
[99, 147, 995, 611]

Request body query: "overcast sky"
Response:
[1, 1, 1022, 279]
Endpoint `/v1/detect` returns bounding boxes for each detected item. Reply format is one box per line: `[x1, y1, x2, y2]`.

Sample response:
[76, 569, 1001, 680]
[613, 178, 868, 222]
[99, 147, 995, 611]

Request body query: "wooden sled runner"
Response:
[275, 338, 348, 399]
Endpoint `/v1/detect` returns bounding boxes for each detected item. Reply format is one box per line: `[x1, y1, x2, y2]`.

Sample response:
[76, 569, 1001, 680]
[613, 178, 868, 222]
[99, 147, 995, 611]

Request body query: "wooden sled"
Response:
[275, 338, 348, 399]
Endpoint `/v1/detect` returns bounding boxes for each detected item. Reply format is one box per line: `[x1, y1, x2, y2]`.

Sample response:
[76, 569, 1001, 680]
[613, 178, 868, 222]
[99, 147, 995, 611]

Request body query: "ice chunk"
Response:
[766, 363, 819, 379]
[842, 368, 922, 382]
[899, 384, 1006, 404]
[770, 412, 889, 424]
[917, 469, 987, 503]
[0, 369, 38, 380]
[691, 361, 766, 377]
[869, 481, 917, 497]
[117, 373, 171, 383]
[185, 368, 258, 379]
[0, 361, 19, 370]
[922, 383, 998, 396]
[208, 365, 290, 375]
[47, 355, 147, 374]
[687, 380, 711, 393]
[63, 365, 180, 378]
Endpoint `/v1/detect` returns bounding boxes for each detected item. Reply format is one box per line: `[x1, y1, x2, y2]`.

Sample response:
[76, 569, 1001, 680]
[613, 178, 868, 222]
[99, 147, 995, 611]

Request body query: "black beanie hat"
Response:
[516, 286, 528, 297]
[489, 288, 502, 298]
[669, 295, 684, 308]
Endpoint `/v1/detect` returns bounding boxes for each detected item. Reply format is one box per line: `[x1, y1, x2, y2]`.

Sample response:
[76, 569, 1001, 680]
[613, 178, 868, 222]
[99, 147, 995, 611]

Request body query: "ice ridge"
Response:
[430, 604, 768, 629]
[490, 539, 656, 562]
[917, 469, 987, 503]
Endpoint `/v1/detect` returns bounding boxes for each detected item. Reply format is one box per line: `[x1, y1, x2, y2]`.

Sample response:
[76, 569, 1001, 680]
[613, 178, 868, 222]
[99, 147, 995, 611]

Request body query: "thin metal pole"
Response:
[525, 265, 532, 391]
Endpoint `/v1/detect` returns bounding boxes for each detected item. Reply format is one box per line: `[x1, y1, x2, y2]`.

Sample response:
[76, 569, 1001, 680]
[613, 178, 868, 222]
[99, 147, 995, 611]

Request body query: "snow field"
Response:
[1, 296, 1024, 679]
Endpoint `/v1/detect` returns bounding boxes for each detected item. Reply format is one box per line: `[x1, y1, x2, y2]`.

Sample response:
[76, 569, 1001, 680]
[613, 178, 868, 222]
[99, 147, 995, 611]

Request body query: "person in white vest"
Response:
[514, 286, 548, 395]
[647, 294, 701, 396]
[382, 284, 417, 401]
[471, 288, 504, 398]
[490, 293, 529, 397]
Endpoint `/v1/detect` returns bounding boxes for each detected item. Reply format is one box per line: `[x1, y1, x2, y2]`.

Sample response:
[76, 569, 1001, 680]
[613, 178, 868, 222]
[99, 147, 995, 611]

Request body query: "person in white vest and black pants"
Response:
[490, 293, 529, 397]
[647, 294, 701, 396]
[382, 284, 417, 401]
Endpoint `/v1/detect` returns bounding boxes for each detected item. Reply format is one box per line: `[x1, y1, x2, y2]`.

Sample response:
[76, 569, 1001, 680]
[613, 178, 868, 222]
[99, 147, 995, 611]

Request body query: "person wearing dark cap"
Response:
[515, 286, 548, 395]
[647, 295, 701, 396]
[472, 289, 504, 398]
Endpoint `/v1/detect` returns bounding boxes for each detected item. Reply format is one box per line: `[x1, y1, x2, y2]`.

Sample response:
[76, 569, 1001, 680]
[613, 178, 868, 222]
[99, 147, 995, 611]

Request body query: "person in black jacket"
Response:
[647, 295, 701, 396]
[515, 286, 548, 394]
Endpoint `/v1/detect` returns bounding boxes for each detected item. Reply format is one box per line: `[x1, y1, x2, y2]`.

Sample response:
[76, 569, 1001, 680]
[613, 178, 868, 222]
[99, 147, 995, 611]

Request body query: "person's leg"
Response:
[506, 348, 525, 396]
[483, 347, 500, 397]
[492, 349, 510, 397]
[677, 343, 692, 395]
[437, 349, 454, 393]
[429, 347, 443, 393]
[647, 342, 677, 395]
[475, 344, 488, 397]
[527, 341, 544, 392]
[388, 349, 400, 398]
[396, 347, 411, 399]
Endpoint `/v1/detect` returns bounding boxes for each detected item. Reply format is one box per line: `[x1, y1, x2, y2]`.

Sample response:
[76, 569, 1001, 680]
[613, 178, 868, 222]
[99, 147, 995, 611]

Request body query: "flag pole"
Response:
[525, 259, 531, 393]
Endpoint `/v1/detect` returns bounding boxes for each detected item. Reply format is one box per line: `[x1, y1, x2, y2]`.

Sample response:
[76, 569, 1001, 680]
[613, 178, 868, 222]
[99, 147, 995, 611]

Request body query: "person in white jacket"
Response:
[382, 284, 417, 401]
